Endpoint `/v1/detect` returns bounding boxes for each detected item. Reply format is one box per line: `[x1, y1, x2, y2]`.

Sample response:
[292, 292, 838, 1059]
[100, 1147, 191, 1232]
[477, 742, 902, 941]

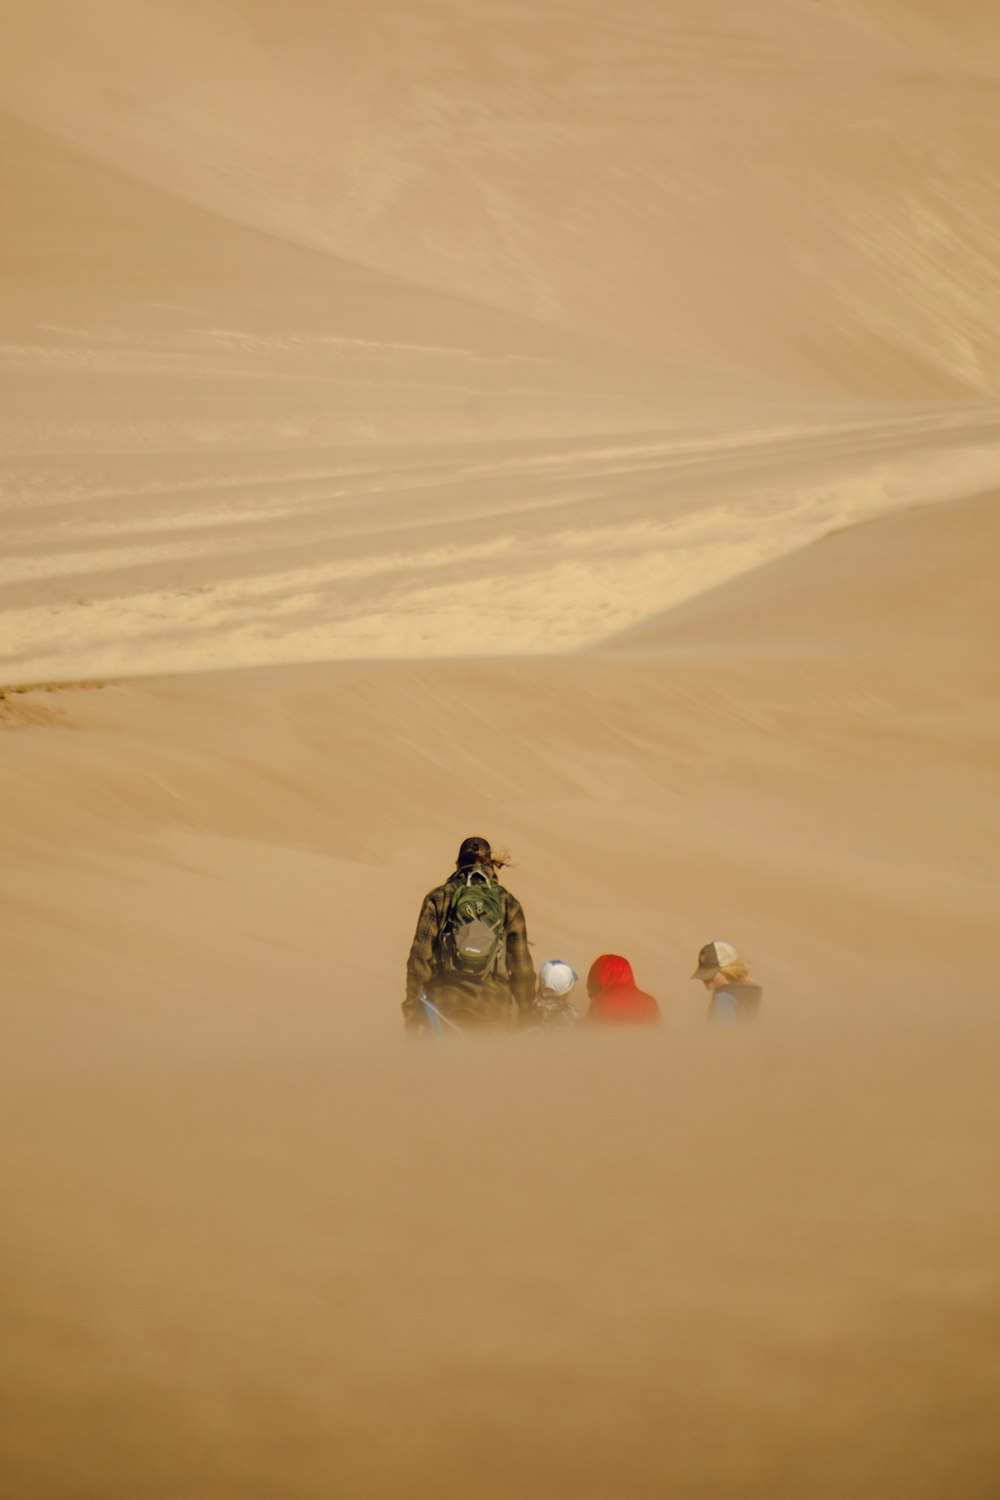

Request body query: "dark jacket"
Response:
[404, 869, 535, 1029]
[709, 981, 763, 1021]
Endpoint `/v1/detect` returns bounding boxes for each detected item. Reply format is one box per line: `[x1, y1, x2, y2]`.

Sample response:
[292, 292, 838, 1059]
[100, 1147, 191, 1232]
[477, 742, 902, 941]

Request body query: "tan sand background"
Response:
[1, 2, 999, 1496]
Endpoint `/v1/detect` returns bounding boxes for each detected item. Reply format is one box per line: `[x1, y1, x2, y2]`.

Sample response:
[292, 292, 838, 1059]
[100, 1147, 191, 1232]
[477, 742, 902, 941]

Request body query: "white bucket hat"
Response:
[538, 960, 578, 997]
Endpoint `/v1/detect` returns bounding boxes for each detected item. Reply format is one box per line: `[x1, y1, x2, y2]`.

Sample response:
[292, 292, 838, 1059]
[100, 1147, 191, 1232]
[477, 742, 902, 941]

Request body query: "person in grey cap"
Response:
[692, 940, 763, 1022]
[404, 836, 536, 1033]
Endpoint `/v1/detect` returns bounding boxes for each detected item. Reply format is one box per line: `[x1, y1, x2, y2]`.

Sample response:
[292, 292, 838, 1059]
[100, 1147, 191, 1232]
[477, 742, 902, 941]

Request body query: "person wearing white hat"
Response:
[535, 959, 580, 1029]
[692, 940, 763, 1022]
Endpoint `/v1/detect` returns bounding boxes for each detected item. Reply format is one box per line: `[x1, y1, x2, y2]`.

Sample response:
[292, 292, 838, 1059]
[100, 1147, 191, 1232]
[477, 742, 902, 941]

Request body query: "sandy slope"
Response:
[2, 0, 1000, 1495]
[3, 114, 1000, 682]
[610, 483, 1000, 668]
[2, 496, 999, 1498]
[4, 3, 1000, 683]
[5, 0, 1000, 396]
[4, 490, 999, 1022]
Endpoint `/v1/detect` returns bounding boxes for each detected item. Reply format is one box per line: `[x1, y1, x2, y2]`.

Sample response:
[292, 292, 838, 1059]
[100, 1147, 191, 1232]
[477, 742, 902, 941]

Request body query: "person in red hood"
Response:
[585, 954, 660, 1024]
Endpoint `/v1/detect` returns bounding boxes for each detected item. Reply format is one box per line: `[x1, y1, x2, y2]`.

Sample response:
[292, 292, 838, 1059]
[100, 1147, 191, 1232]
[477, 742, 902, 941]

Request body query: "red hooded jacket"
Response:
[586, 954, 660, 1025]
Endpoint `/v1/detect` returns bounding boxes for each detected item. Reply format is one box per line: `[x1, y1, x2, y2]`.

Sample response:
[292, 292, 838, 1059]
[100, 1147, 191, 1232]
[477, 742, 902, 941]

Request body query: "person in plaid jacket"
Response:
[404, 836, 536, 1033]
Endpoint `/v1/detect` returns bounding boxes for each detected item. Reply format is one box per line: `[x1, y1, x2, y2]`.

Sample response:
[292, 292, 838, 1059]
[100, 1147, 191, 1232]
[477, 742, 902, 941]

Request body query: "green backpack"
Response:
[445, 868, 506, 978]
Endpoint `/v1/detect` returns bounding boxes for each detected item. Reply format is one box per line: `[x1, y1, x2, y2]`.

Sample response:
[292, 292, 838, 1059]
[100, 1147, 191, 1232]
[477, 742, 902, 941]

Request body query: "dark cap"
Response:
[456, 835, 493, 869]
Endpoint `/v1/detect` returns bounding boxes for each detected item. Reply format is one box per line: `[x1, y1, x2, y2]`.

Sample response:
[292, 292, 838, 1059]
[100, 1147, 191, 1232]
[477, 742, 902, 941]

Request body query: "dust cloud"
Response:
[2, 0, 1000, 1495]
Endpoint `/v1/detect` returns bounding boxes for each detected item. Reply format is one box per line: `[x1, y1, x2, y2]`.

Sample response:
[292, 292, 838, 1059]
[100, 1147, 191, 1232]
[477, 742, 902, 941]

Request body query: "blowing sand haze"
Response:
[1, 2, 999, 1496]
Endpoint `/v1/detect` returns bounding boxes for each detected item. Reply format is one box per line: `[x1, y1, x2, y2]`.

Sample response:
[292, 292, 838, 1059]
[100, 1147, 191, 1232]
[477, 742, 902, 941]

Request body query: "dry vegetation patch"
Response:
[0, 681, 103, 731]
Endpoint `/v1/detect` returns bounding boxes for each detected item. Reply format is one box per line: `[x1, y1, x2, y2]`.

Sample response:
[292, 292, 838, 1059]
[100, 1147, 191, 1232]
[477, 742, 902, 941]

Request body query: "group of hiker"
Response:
[404, 836, 762, 1034]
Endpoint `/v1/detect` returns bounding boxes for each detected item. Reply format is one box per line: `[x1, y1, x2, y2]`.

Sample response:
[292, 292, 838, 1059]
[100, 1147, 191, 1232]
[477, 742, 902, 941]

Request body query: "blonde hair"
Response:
[718, 961, 752, 984]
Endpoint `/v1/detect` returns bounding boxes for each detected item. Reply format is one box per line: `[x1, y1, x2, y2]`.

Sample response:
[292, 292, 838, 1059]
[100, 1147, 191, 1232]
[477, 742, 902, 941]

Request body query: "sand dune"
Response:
[3, 113, 1000, 682]
[7, 397, 1000, 682]
[3, 492, 999, 1496]
[610, 484, 1000, 665]
[4, 488, 996, 1021]
[2, 1, 1000, 1495]
[4, 4, 1000, 683]
[5, 0, 1000, 396]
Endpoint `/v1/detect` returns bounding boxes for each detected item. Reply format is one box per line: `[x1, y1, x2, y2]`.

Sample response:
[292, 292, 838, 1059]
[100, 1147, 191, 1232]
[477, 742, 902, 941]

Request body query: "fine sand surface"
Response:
[2, 2, 1000, 1497]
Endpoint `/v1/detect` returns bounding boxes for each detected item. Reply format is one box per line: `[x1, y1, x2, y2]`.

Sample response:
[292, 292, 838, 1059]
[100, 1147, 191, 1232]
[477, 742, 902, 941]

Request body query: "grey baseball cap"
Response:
[692, 939, 740, 979]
